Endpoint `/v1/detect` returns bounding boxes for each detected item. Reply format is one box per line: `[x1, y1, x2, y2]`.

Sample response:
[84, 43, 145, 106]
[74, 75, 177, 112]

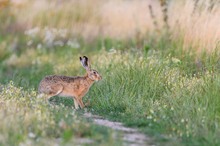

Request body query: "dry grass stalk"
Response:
[148, 4, 159, 33]
[192, 0, 200, 15]
[159, 0, 169, 32]
[1, 0, 219, 52]
[208, 0, 215, 12]
[0, 0, 9, 9]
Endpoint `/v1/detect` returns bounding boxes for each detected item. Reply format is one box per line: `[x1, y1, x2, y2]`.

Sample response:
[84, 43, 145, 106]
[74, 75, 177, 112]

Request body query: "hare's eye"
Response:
[93, 71, 96, 74]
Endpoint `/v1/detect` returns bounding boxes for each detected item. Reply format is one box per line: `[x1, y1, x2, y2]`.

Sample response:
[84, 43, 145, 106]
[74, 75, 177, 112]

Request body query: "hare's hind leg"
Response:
[47, 84, 63, 99]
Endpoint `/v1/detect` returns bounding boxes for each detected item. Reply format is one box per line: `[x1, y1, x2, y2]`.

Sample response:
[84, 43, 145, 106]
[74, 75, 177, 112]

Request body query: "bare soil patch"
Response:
[84, 112, 153, 146]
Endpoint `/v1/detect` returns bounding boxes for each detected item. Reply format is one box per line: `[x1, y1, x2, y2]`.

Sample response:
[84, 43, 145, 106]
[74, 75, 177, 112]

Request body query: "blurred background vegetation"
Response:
[0, 0, 220, 146]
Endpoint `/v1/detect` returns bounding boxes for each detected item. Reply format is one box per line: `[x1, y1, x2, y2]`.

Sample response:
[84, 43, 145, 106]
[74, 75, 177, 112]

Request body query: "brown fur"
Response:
[38, 56, 102, 109]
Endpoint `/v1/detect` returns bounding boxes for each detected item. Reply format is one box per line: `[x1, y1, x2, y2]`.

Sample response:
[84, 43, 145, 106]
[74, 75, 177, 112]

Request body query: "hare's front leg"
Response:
[73, 96, 85, 109]
[75, 96, 85, 109]
[73, 98, 79, 109]
[78, 99, 85, 109]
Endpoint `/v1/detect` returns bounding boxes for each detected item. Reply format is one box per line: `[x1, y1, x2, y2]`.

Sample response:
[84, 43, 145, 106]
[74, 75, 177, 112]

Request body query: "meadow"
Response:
[0, 0, 220, 145]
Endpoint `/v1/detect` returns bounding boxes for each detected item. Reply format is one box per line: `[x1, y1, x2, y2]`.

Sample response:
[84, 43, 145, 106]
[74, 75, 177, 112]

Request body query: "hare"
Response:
[38, 56, 102, 109]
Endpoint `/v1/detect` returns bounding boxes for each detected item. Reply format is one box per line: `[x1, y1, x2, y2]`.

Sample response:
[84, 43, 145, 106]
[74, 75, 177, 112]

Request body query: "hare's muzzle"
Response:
[97, 75, 102, 81]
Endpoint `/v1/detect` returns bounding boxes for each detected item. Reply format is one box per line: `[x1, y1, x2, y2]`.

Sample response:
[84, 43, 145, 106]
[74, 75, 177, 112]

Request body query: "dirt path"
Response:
[84, 112, 153, 146]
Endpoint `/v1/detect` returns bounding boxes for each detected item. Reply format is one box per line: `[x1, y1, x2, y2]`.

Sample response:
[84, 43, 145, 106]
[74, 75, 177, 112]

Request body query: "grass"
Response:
[0, 82, 123, 146]
[1, 0, 220, 146]
[1, 36, 220, 145]
[91, 52, 220, 145]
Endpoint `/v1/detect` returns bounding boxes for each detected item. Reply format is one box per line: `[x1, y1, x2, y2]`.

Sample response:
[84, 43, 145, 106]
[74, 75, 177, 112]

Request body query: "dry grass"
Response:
[169, 0, 220, 52]
[2, 0, 220, 51]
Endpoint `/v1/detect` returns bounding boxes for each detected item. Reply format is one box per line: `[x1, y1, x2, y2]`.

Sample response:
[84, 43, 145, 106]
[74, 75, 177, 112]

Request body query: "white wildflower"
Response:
[171, 57, 181, 64]
[27, 40, 33, 46]
[24, 27, 40, 38]
[54, 41, 64, 47]
[28, 132, 36, 138]
[44, 28, 55, 47]
[150, 109, 154, 114]
[37, 44, 42, 49]
[171, 107, 174, 111]
[58, 29, 68, 38]
[67, 39, 80, 48]
[108, 48, 117, 54]
[181, 119, 185, 123]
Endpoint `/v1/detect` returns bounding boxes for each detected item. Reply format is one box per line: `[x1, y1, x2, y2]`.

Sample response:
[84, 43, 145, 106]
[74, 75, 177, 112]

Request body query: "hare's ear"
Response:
[79, 56, 90, 70]
[83, 56, 91, 69]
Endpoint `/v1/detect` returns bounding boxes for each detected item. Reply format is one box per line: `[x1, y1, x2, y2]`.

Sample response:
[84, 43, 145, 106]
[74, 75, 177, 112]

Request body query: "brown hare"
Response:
[38, 56, 102, 109]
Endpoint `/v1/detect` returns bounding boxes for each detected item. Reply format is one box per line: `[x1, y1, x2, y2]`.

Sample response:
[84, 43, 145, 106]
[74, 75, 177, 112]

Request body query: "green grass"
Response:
[89, 51, 220, 145]
[1, 4, 220, 144]
[0, 82, 123, 146]
[1, 34, 220, 146]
